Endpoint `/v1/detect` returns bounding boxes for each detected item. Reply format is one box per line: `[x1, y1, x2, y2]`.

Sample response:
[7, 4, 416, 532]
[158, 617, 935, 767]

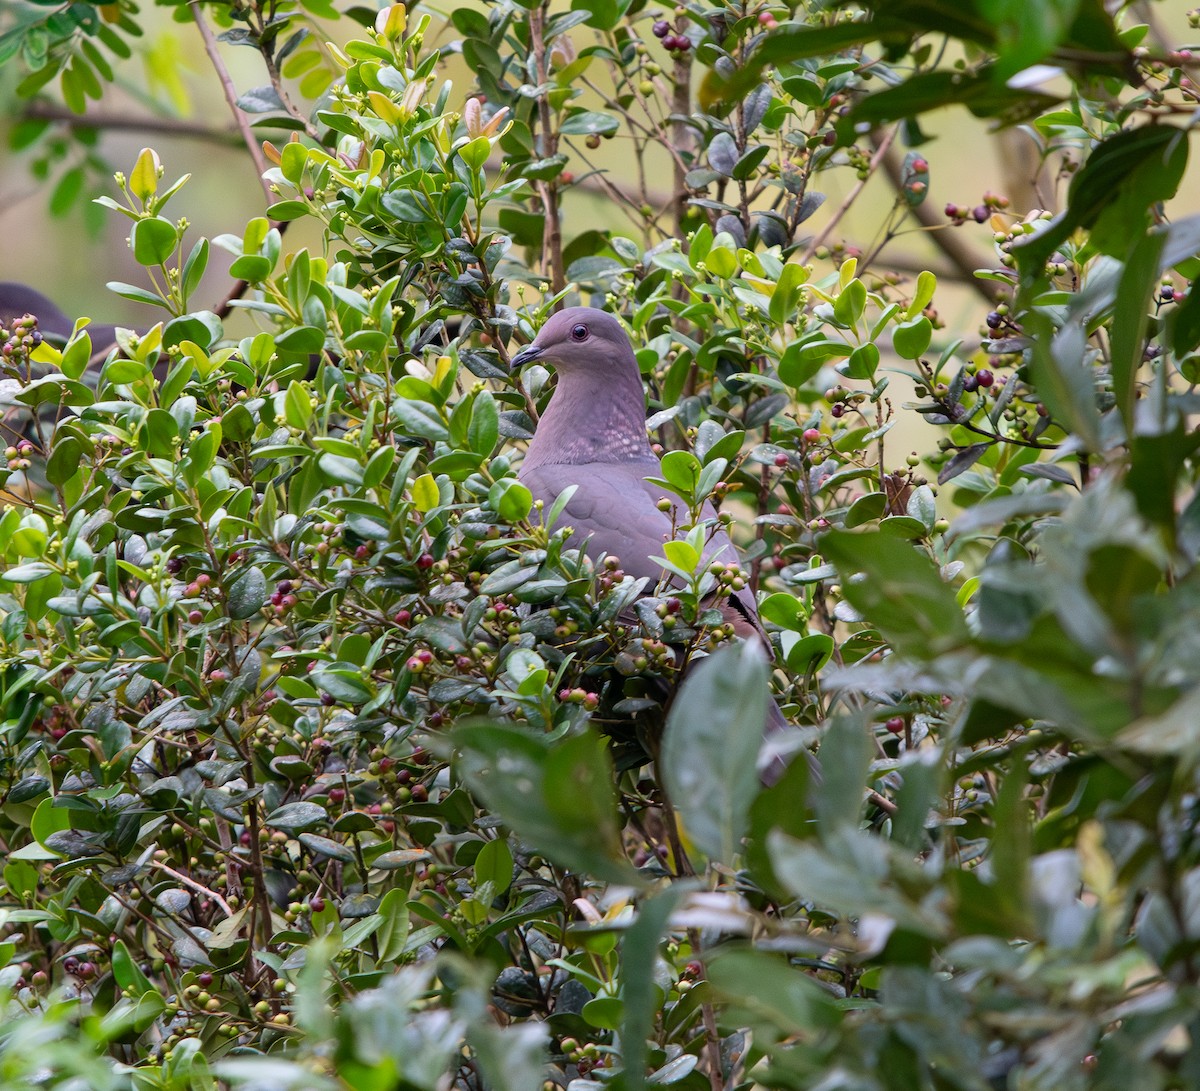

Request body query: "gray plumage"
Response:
[512, 307, 803, 779]
[513, 308, 761, 631]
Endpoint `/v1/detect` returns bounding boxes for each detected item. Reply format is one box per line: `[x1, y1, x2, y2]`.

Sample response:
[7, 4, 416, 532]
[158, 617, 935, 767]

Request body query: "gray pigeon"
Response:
[511, 306, 803, 776]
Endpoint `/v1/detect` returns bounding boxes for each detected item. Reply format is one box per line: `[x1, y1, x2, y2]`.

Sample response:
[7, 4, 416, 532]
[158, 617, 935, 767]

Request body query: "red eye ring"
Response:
[571, 324, 588, 341]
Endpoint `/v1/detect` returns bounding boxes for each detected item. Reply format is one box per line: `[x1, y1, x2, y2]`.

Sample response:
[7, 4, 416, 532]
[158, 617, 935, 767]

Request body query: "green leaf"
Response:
[468, 391, 500, 456]
[112, 938, 155, 994]
[819, 529, 969, 657]
[1024, 312, 1102, 452]
[376, 887, 411, 962]
[46, 437, 83, 486]
[299, 832, 356, 863]
[226, 566, 267, 620]
[621, 886, 686, 1091]
[266, 801, 327, 832]
[490, 480, 532, 522]
[661, 643, 766, 865]
[131, 216, 179, 266]
[833, 278, 866, 327]
[892, 315, 932, 360]
[454, 723, 638, 885]
[1109, 229, 1165, 433]
[1014, 125, 1188, 279]
[285, 380, 313, 430]
[559, 111, 620, 136]
[474, 837, 513, 897]
[707, 947, 841, 1039]
[129, 147, 160, 203]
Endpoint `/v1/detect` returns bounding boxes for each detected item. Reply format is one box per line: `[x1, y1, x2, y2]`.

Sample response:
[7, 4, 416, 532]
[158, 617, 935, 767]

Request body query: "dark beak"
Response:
[510, 342, 542, 368]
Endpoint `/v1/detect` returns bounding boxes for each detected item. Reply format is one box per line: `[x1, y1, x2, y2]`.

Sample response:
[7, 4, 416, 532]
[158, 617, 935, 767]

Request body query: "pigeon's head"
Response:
[510, 307, 636, 373]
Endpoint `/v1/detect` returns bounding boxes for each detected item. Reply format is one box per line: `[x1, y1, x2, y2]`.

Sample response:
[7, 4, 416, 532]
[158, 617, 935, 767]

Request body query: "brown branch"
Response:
[800, 125, 899, 264]
[529, 4, 566, 295]
[877, 143, 1011, 305]
[22, 102, 243, 146]
[188, 0, 275, 209]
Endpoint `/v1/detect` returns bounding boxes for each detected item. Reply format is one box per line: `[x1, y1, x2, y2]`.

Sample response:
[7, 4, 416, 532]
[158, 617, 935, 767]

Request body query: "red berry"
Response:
[885, 716, 905, 735]
[417, 553, 434, 569]
[187, 610, 203, 624]
[976, 369, 995, 388]
[757, 10, 774, 24]
[803, 427, 821, 443]
[774, 453, 789, 468]
[394, 609, 412, 626]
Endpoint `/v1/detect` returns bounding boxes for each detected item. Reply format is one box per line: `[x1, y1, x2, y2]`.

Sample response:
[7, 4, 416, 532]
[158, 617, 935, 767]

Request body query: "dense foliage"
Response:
[3, 0, 1200, 1087]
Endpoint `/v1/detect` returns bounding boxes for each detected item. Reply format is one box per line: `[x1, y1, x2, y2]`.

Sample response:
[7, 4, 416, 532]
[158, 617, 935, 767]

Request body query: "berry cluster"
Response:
[651, 19, 691, 52]
[0, 314, 42, 366]
[4, 440, 34, 472]
[944, 191, 1010, 226]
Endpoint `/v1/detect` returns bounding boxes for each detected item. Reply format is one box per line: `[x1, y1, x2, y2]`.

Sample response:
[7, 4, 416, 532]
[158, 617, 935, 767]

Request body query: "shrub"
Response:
[1, 0, 1200, 1088]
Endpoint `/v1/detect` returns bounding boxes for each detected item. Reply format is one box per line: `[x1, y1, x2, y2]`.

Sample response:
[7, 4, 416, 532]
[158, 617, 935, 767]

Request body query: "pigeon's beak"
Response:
[510, 341, 543, 369]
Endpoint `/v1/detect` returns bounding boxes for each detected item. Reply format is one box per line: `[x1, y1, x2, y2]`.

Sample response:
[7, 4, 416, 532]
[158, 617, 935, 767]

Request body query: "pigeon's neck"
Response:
[525, 366, 654, 467]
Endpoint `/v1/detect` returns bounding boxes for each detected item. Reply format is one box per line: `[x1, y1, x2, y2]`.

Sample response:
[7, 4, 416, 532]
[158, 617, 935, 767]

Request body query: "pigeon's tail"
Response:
[759, 694, 822, 788]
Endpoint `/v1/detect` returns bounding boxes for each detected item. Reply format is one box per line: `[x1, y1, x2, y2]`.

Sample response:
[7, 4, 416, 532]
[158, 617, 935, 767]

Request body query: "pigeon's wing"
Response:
[521, 460, 681, 582]
[521, 462, 757, 626]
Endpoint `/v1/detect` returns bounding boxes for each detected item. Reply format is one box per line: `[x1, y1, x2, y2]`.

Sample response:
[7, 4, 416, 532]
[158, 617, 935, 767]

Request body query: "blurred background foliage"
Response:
[1, 0, 1200, 1089]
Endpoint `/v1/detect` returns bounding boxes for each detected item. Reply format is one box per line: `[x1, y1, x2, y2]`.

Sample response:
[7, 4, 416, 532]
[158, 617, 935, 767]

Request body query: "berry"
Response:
[417, 553, 434, 569]
[803, 427, 821, 443]
[885, 717, 905, 735]
[975, 369, 995, 388]
[652, 19, 670, 37]
[830, 403, 845, 418]
[774, 453, 789, 468]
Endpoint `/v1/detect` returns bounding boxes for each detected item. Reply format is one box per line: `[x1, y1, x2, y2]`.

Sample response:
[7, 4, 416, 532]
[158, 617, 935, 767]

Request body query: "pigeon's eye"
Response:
[570, 324, 588, 341]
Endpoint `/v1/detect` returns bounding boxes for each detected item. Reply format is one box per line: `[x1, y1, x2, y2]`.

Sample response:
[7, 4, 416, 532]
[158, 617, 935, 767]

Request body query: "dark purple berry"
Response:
[830, 403, 845, 418]
[976, 369, 995, 388]
[652, 19, 670, 37]
[985, 311, 1003, 329]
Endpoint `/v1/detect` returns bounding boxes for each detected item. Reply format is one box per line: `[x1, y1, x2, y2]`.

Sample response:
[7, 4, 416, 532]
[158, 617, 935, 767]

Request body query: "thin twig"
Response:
[150, 860, 235, 917]
[800, 125, 900, 264]
[188, 0, 275, 208]
[876, 142, 1000, 304]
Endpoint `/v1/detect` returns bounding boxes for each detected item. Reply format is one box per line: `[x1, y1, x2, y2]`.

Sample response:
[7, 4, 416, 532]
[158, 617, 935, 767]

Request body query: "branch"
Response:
[529, 4, 566, 295]
[877, 142, 1003, 305]
[22, 102, 243, 147]
[800, 125, 899, 264]
[188, 0, 275, 209]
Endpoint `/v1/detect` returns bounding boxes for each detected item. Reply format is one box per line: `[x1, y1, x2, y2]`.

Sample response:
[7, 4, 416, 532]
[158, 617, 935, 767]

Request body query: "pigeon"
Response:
[0, 281, 118, 354]
[511, 306, 808, 779]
